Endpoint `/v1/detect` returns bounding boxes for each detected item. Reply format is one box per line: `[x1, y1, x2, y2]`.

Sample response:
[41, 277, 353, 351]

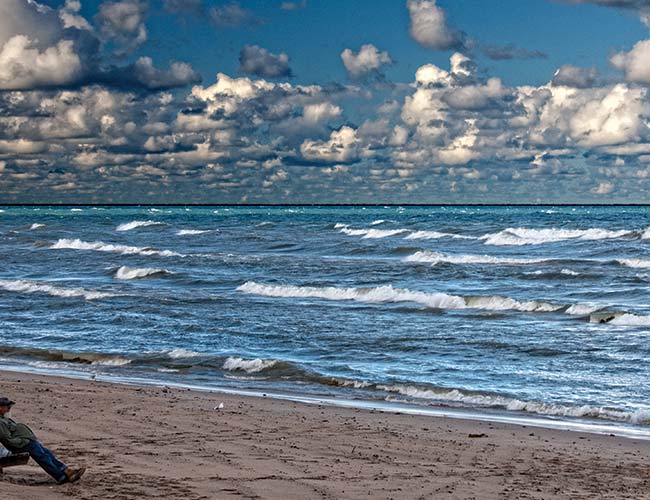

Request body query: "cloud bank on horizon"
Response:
[1, 0, 650, 203]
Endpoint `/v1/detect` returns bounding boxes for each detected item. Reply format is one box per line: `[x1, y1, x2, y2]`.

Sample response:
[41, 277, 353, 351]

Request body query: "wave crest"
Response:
[51, 238, 183, 257]
[482, 227, 633, 246]
[116, 220, 165, 232]
[404, 250, 548, 266]
[0, 279, 114, 300]
[340, 227, 408, 239]
[223, 356, 278, 373]
[177, 229, 211, 235]
[115, 266, 170, 280]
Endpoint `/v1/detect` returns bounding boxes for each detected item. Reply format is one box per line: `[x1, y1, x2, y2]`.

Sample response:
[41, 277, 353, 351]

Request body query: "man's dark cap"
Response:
[0, 397, 15, 407]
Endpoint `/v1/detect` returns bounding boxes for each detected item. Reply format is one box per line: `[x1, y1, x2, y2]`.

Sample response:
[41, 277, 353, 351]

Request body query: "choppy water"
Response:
[1, 206, 649, 427]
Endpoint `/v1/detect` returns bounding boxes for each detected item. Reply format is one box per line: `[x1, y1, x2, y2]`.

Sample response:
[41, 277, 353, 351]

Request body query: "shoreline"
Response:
[1, 369, 650, 499]
[2, 362, 649, 442]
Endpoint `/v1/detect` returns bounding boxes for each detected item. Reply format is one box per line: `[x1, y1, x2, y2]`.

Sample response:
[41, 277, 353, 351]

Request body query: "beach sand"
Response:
[0, 370, 649, 499]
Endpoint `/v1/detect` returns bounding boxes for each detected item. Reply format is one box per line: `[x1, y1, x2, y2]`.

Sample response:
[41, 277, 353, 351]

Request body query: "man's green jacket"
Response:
[0, 415, 36, 451]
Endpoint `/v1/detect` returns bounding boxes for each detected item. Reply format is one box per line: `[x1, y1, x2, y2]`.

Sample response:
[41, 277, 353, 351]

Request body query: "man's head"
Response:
[0, 397, 15, 416]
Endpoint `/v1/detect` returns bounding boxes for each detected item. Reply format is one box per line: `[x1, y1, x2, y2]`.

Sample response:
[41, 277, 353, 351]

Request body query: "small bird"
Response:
[213, 402, 224, 410]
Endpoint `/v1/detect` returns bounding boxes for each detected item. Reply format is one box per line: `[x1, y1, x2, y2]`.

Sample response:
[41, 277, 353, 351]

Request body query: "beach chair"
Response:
[0, 452, 29, 473]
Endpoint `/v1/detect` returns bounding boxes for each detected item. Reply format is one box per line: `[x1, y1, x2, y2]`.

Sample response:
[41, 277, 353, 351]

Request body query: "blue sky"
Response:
[2, 0, 650, 203]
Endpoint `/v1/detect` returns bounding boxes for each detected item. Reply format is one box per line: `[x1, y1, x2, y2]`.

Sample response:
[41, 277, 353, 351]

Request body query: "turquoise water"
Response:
[0, 206, 649, 426]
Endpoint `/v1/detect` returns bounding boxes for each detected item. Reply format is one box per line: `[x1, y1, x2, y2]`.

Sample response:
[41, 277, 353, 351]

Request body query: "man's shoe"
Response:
[61, 467, 86, 484]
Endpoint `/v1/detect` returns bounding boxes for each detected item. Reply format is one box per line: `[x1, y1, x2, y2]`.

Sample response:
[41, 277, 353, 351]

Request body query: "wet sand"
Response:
[1, 370, 649, 499]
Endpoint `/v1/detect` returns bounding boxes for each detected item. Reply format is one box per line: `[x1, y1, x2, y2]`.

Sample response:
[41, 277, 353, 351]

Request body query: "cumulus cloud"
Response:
[102, 57, 202, 90]
[300, 126, 361, 163]
[407, 0, 464, 50]
[239, 45, 292, 78]
[340, 44, 393, 78]
[0, 36, 83, 90]
[610, 39, 650, 84]
[552, 64, 598, 88]
[96, 0, 148, 55]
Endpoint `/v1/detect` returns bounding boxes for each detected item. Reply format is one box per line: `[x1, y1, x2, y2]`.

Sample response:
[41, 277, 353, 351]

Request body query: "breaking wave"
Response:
[50, 238, 184, 257]
[339, 226, 408, 239]
[115, 266, 170, 280]
[0, 279, 114, 300]
[29, 223, 45, 230]
[404, 250, 548, 266]
[177, 229, 212, 235]
[617, 258, 650, 269]
[116, 220, 165, 232]
[223, 356, 278, 373]
[379, 384, 650, 425]
[165, 349, 202, 359]
[589, 312, 650, 326]
[237, 281, 566, 313]
[482, 227, 635, 246]
[405, 231, 474, 240]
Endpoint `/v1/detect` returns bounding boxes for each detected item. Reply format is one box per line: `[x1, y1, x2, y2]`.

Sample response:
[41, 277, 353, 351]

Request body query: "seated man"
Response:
[0, 396, 85, 484]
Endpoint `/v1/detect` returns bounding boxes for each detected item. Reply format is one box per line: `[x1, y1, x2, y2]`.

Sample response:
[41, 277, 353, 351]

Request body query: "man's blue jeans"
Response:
[19, 440, 67, 482]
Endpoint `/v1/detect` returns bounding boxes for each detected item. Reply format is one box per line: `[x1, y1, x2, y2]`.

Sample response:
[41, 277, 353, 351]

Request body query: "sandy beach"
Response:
[0, 370, 648, 500]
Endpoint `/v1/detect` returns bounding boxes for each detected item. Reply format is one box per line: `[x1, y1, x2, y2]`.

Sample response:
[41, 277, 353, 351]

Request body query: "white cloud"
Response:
[406, 0, 463, 50]
[610, 39, 650, 84]
[592, 181, 614, 194]
[0, 36, 82, 90]
[340, 44, 393, 78]
[300, 126, 360, 163]
[97, 0, 148, 55]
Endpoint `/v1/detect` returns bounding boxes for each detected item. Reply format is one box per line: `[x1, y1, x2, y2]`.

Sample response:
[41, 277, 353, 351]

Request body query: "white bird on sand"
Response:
[213, 402, 224, 410]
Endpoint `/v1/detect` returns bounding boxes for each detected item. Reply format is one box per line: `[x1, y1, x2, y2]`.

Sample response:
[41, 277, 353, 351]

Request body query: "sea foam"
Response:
[237, 281, 564, 313]
[51, 238, 183, 257]
[377, 383, 650, 424]
[115, 266, 170, 280]
[177, 229, 212, 235]
[116, 220, 165, 231]
[340, 227, 408, 239]
[405, 231, 474, 240]
[617, 258, 650, 269]
[223, 356, 278, 373]
[482, 227, 633, 246]
[404, 250, 548, 265]
[0, 279, 113, 300]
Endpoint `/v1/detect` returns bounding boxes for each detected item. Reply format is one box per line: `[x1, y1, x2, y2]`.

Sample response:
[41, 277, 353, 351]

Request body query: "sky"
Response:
[2, 0, 650, 203]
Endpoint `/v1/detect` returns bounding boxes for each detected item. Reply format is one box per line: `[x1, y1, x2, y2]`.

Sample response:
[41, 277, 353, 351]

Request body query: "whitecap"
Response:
[378, 383, 649, 424]
[29, 223, 45, 230]
[222, 356, 277, 373]
[166, 348, 202, 359]
[482, 227, 633, 246]
[405, 231, 474, 240]
[115, 266, 170, 280]
[404, 250, 548, 265]
[607, 313, 650, 326]
[370, 220, 386, 226]
[176, 229, 211, 235]
[618, 258, 650, 269]
[50, 238, 183, 257]
[91, 357, 131, 366]
[0, 279, 113, 300]
[565, 304, 601, 315]
[340, 227, 408, 239]
[560, 269, 580, 276]
[116, 220, 165, 232]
